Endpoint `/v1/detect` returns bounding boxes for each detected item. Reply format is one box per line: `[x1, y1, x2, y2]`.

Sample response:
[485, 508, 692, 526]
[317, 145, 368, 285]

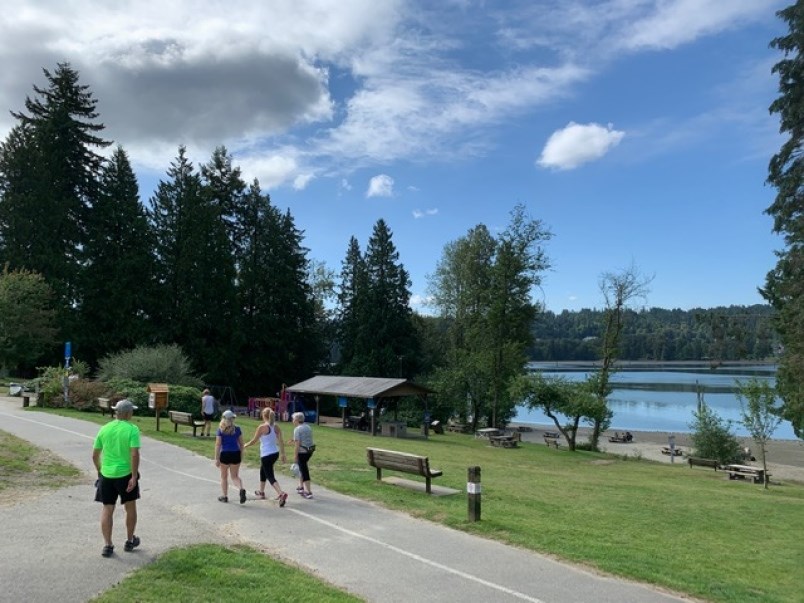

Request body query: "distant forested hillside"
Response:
[529, 305, 776, 361]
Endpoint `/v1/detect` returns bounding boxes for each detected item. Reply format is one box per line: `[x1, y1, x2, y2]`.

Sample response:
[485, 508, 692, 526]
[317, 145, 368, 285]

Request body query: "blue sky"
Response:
[0, 1, 788, 313]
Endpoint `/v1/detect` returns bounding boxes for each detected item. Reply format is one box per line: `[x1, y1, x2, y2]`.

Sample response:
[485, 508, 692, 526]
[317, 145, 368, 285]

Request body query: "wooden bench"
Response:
[168, 410, 206, 437]
[366, 447, 443, 494]
[544, 436, 561, 449]
[723, 464, 770, 484]
[97, 397, 112, 416]
[687, 457, 719, 470]
[446, 423, 466, 433]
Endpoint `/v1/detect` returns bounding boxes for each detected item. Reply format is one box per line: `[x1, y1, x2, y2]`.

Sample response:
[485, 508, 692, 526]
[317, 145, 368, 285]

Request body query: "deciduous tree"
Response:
[737, 378, 782, 489]
[0, 267, 57, 373]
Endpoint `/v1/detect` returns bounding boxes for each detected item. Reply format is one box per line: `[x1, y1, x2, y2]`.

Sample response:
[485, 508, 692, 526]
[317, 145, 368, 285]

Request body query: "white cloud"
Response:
[617, 0, 771, 52]
[412, 208, 438, 219]
[537, 122, 625, 170]
[293, 173, 315, 190]
[0, 0, 775, 189]
[366, 174, 394, 198]
[341, 178, 352, 191]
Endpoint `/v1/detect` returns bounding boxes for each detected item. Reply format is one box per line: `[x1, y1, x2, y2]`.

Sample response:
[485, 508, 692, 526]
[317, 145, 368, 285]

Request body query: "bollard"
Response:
[467, 466, 481, 522]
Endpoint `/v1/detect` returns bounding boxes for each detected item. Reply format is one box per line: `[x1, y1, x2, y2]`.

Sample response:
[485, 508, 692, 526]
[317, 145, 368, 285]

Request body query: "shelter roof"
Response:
[287, 376, 433, 399]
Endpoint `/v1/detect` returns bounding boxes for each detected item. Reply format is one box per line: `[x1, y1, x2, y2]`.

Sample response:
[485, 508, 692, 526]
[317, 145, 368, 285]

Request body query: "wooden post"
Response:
[467, 466, 481, 522]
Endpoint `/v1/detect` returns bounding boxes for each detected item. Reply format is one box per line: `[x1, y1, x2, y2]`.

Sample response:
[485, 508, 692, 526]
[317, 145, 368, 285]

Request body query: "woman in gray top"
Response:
[290, 412, 315, 499]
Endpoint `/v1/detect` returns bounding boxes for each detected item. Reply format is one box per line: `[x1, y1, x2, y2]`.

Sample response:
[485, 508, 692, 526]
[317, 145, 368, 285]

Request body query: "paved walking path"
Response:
[0, 398, 693, 603]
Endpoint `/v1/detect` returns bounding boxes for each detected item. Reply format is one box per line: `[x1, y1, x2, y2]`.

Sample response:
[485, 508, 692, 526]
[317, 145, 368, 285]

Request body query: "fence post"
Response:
[467, 466, 481, 522]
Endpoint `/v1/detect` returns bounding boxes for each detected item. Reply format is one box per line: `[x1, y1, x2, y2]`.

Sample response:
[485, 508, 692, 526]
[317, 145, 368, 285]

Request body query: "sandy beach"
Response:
[512, 422, 804, 484]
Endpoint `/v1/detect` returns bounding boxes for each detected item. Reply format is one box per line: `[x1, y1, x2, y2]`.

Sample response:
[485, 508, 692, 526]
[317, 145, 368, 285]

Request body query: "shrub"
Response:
[102, 378, 203, 418]
[689, 402, 742, 464]
[97, 345, 204, 387]
[68, 379, 110, 410]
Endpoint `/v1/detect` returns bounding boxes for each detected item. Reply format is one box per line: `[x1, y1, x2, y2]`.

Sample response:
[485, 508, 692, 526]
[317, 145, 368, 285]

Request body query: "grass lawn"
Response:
[33, 408, 804, 603]
[90, 544, 360, 603]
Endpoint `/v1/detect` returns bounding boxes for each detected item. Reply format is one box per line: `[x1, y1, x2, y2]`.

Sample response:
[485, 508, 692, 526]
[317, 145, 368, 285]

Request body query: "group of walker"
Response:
[213, 405, 315, 505]
[91, 393, 315, 558]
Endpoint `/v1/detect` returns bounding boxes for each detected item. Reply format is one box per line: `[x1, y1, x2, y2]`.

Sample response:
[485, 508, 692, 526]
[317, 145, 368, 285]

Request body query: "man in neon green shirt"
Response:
[92, 399, 141, 558]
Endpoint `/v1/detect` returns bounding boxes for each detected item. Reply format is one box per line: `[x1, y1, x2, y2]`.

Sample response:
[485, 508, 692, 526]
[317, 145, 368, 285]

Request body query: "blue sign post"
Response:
[63, 341, 72, 404]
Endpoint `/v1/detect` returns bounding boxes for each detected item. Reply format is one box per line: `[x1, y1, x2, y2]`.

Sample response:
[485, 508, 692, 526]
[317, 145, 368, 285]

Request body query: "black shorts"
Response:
[95, 473, 140, 505]
[219, 451, 241, 465]
[203, 412, 215, 420]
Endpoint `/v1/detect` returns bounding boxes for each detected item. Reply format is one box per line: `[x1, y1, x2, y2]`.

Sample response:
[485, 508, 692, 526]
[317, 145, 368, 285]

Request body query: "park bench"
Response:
[168, 410, 206, 437]
[687, 457, 719, 470]
[723, 464, 770, 484]
[543, 436, 561, 449]
[366, 447, 443, 494]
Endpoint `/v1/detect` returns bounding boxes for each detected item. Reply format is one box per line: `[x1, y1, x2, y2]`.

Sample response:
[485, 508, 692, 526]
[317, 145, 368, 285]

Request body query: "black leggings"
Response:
[297, 450, 314, 482]
[259, 452, 280, 485]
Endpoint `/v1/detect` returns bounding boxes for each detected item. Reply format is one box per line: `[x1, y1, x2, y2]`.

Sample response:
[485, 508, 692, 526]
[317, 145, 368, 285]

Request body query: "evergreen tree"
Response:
[0, 63, 109, 326]
[340, 220, 419, 378]
[763, 1, 804, 439]
[200, 146, 247, 259]
[149, 146, 237, 384]
[236, 182, 322, 394]
[79, 146, 156, 366]
[336, 236, 367, 373]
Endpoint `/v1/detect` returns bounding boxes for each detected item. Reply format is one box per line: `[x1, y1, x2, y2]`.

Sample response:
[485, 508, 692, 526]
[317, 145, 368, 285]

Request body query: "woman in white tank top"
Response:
[243, 408, 288, 506]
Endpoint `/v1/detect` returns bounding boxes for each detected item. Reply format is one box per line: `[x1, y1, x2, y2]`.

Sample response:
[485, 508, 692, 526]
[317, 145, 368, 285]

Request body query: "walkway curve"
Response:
[0, 398, 694, 603]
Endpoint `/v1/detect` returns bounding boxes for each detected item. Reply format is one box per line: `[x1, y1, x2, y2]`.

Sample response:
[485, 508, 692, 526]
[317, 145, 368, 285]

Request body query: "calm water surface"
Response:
[514, 364, 796, 439]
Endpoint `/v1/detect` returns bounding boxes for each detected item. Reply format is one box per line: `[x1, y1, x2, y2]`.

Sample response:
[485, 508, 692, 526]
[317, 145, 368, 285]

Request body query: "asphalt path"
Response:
[0, 397, 693, 603]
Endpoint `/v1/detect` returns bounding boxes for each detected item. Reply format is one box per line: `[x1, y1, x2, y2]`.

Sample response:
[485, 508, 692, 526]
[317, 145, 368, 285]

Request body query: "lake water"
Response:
[513, 363, 797, 440]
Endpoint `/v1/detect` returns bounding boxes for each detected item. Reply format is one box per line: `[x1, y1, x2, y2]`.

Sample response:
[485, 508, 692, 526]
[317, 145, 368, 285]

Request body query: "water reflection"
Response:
[514, 367, 796, 439]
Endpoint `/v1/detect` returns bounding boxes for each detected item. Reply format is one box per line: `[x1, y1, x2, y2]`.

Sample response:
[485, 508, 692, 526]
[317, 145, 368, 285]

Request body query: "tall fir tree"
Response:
[336, 236, 366, 373]
[149, 146, 237, 384]
[79, 146, 156, 367]
[236, 182, 322, 394]
[338, 220, 419, 378]
[200, 146, 247, 260]
[763, 1, 804, 439]
[0, 63, 109, 337]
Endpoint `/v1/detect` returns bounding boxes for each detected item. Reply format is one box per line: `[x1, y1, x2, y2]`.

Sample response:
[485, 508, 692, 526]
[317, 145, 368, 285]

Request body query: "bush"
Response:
[97, 345, 204, 387]
[68, 379, 110, 410]
[102, 379, 203, 418]
[689, 402, 742, 464]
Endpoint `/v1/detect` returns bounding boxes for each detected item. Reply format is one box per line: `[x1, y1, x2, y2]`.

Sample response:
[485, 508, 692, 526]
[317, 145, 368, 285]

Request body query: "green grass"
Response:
[90, 544, 360, 602]
[0, 430, 81, 489]
[33, 408, 804, 602]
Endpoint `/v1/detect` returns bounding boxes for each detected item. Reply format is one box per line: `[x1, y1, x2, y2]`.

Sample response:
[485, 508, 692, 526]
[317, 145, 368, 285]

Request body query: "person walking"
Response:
[201, 388, 217, 437]
[215, 410, 247, 503]
[92, 399, 141, 558]
[290, 411, 315, 499]
[244, 408, 288, 507]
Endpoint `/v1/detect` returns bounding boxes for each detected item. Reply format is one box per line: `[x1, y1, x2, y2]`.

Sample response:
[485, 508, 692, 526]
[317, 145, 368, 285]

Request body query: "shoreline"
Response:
[510, 421, 804, 482]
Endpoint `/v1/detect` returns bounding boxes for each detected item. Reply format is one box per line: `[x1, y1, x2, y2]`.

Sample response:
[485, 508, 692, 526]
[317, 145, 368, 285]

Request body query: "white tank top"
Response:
[259, 425, 279, 457]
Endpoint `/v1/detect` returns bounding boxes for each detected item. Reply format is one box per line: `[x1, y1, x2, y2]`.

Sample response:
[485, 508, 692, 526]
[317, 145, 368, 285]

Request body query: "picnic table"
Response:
[475, 428, 501, 439]
[543, 430, 560, 439]
[723, 464, 770, 484]
[489, 435, 518, 448]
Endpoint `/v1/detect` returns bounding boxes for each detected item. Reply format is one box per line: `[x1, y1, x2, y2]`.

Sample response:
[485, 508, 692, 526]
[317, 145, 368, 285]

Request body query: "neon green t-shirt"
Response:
[93, 420, 141, 478]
